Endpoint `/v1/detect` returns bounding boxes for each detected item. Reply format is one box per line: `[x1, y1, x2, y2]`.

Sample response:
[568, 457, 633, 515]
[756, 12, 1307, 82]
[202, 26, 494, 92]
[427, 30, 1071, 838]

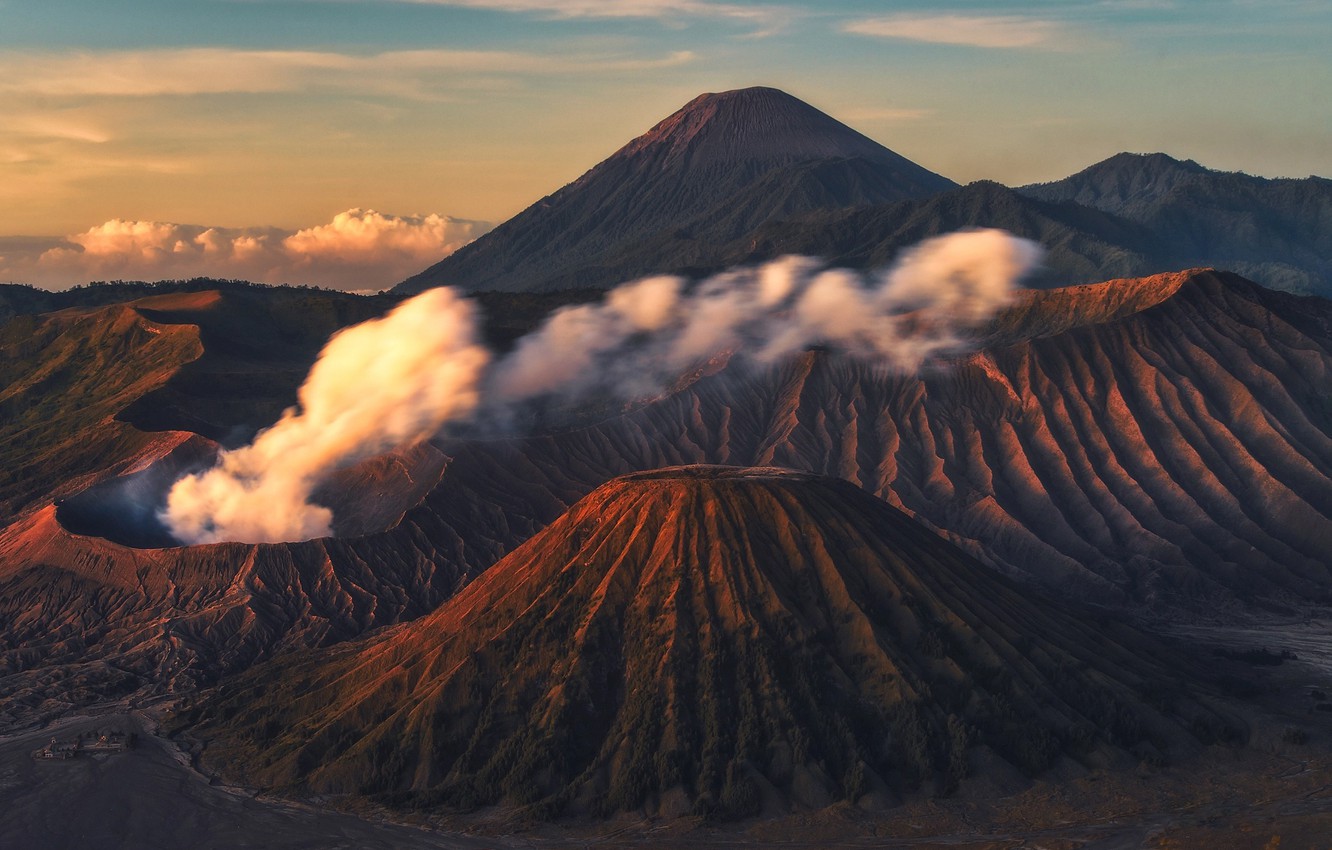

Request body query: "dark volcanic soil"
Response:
[7, 700, 1328, 850]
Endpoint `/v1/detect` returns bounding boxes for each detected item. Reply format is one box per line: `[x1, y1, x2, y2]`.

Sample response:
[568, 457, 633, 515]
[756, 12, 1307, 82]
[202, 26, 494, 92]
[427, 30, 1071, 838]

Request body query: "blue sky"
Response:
[2, 0, 1329, 288]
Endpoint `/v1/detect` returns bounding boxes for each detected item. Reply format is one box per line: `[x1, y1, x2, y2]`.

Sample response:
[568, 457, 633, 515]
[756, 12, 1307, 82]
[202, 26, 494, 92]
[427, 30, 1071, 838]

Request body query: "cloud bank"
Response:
[162, 229, 1042, 544]
[0, 209, 491, 291]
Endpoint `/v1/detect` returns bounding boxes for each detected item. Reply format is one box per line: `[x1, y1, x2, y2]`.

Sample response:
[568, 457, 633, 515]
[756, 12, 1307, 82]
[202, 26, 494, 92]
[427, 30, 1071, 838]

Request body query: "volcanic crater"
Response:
[56, 439, 450, 548]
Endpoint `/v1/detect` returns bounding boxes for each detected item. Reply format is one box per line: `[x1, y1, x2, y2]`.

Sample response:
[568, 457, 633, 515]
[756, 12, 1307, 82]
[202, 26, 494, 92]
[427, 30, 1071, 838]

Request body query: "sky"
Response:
[2, 0, 1329, 291]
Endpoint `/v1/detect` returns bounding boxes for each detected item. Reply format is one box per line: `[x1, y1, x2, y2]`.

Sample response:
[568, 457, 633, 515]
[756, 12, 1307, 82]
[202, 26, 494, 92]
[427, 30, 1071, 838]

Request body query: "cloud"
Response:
[284, 210, 484, 267]
[9, 114, 111, 144]
[0, 47, 697, 98]
[842, 14, 1070, 49]
[0, 209, 492, 291]
[387, 0, 786, 32]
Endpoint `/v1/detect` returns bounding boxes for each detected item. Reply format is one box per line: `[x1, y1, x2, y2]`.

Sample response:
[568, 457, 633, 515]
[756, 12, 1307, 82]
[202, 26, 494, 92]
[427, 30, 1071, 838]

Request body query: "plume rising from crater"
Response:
[160, 228, 1040, 544]
[160, 288, 490, 544]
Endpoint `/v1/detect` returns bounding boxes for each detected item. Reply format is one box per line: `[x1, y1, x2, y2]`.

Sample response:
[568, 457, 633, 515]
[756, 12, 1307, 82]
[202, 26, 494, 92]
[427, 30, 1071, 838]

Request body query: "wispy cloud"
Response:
[838, 106, 933, 123]
[389, 0, 784, 27]
[0, 47, 696, 98]
[842, 14, 1071, 50]
[0, 210, 491, 290]
[9, 113, 112, 144]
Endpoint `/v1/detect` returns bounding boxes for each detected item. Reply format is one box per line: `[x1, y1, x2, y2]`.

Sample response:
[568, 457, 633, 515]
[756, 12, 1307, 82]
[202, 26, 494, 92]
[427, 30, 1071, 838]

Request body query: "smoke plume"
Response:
[161, 288, 489, 543]
[161, 228, 1040, 544]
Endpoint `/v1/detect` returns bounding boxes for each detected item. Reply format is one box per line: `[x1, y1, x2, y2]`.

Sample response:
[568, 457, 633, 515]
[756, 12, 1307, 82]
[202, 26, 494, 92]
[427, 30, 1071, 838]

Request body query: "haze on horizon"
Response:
[2, 0, 1329, 291]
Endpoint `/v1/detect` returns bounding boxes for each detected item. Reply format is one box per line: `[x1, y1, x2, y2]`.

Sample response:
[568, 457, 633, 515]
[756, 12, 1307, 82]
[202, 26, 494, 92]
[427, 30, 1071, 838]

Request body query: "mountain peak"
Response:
[615, 85, 908, 170]
[1019, 151, 1212, 213]
[1094, 151, 1208, 173]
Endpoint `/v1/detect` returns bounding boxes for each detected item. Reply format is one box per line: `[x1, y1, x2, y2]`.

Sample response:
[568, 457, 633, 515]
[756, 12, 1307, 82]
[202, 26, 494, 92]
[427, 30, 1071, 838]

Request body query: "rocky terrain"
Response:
[179, 466, 1238, 819]
[3, 267, 1331, 731]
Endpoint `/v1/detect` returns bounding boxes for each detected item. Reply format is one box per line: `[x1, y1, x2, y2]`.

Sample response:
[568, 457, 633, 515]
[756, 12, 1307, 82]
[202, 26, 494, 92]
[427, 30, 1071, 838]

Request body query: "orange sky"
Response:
[3, 1, 1329, 290]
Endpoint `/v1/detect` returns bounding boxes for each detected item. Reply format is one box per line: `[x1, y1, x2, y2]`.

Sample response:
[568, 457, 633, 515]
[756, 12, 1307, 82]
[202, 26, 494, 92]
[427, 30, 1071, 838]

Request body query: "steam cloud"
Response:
[162, 288, 490, 543]
[162, 228, 1041, 544]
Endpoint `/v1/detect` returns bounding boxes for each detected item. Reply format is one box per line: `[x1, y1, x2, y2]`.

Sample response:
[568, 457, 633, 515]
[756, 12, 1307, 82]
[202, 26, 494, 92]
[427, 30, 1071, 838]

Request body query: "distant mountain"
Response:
[1020, 152, 1212, 214]
[181, 466, 1233, 818]
[0, 278, 296, 323]
[1021, 153, 1332, 294]
[397, 87, 955, 294]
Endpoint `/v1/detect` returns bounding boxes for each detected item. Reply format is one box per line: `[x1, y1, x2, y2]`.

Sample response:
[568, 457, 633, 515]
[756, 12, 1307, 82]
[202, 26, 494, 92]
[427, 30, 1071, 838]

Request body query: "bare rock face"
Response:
[182, 466, 1234, 818]
[397, 86, 955, 295]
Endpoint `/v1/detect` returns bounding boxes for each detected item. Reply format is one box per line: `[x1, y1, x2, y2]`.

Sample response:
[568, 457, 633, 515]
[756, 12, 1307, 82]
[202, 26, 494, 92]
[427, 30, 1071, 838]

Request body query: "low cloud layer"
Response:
[162, 229, 1041, 544]
[0, 209, 491, 291]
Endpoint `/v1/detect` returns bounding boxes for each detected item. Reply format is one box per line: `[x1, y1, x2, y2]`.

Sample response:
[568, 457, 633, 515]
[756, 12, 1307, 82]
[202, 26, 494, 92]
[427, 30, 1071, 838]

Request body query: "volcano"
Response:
[1020, 153, 1332, 295]
[183, 466, 1233, 819]
[397, 87, 955, 295]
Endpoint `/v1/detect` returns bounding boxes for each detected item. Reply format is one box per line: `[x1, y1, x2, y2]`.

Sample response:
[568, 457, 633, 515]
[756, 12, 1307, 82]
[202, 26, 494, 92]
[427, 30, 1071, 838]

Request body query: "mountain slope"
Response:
[397, 87, 954, 294]
[382, 269, 1332, 609]
[182, 466, 1233, 818]
[1021, 153, 1332, 294]
[674, 180, 1169, 287]
[632, 171, 1332, 297]
[5, 271, 1330, 729]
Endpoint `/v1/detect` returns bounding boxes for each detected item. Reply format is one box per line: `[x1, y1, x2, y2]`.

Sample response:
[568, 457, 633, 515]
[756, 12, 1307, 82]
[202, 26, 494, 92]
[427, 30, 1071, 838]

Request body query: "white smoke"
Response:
[490, 227, 1039, 408]
[161, 288, 490, 544]
[161, 228, 1040, 545]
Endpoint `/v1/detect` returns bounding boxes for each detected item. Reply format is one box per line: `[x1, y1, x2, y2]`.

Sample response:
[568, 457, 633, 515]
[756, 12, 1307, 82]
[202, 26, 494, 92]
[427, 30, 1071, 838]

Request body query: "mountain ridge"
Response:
[1019, 153, 1332, 294]
[4, 269, 1330, 730]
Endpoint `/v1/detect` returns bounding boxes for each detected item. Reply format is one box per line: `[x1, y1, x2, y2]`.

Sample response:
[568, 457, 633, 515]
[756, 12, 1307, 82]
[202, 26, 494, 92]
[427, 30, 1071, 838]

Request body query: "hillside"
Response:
[181, 467, 1234, 818]
[4, 270, 1330, 728]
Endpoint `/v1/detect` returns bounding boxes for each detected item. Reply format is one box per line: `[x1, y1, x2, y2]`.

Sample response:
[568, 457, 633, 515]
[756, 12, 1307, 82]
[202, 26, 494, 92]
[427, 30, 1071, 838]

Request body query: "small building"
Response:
[32, 737, 79, 760]
[85, 731, 131, 753]
[31, 729, 133, 760]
